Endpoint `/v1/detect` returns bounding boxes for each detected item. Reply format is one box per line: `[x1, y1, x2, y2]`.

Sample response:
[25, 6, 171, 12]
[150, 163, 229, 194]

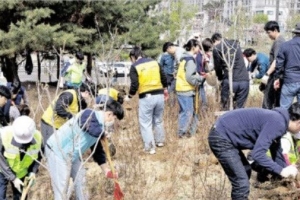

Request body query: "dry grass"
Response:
[17, 82, 298, 200]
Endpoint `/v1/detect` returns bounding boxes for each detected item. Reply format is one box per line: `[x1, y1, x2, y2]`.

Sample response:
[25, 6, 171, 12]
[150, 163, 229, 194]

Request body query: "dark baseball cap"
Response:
[162, 42, 176, 52]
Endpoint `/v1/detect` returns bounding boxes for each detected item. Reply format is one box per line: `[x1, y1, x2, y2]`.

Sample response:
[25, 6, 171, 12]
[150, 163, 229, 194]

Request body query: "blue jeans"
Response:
[0, 172, 25, 200]
[65, 81, 81, 89]
[280, 82, 300, 109]
[208, 128, 251, 200]
[177, 95, 198, 136]
[199, 84, 207, 107]
[46, 147, 88, 200]
[139, 94, 165, 150]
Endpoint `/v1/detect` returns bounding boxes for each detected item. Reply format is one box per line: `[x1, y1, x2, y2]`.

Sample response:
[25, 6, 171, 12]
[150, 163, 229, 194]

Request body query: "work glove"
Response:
[280, 165, 298, 178]
[250, 73, 256, 79]
[124, 95, 130, 102]
[261, 74, 269, 85]
[27, 172, 36, 187]
[13, 178, 24, 193]
[105, 170, 118, 179]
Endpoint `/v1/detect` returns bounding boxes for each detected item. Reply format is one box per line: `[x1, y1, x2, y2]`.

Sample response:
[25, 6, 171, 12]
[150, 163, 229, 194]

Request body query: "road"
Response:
[18, 65, 131, 86]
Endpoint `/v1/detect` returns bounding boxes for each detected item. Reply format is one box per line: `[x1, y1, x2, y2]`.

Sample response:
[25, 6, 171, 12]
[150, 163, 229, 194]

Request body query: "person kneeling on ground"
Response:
[208, 103, 300, 200]
[45, 99, 124, 200]
[0, 116, 43, 199]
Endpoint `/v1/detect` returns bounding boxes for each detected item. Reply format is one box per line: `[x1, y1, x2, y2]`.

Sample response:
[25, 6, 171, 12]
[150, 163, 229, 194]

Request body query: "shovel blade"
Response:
[114, 182, 124, 200]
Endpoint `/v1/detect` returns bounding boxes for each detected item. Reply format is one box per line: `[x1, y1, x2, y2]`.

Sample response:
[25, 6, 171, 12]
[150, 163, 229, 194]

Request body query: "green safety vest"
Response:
[266, 133, 299, 164]
[283, 133, 299, 164]
[1, 128, 42, 178]
[65, 62, 85, 84]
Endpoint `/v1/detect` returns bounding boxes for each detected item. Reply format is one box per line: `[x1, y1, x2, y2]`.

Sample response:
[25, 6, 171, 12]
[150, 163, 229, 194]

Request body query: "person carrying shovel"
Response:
[175, 39, 205, 138]
[0, 116, 43, 200]
[45, 99, 124, 200]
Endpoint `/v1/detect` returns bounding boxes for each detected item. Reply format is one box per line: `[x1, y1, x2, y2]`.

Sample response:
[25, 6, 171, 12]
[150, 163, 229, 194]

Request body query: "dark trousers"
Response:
[220, 79, 249, 110]
[0, 172, 27, 200]
[166, 74, 175, 93]
[40, 120, 55, 148]
[208, 128, 250, 200]
[262, 74, 281, 109]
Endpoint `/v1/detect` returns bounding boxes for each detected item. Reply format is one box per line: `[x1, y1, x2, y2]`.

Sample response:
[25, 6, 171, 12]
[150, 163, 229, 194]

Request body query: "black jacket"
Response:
[213, 39, 249, 82]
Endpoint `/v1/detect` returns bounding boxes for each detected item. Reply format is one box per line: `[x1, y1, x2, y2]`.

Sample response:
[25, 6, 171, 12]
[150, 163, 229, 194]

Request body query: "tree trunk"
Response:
[56, 53, 60, 80]
[37, 52, 41, 82]
[2, 56, 19, 83]
[228, 67, 234, 110]
[87, 53, 92, 76]
[24, 50, 33, 75]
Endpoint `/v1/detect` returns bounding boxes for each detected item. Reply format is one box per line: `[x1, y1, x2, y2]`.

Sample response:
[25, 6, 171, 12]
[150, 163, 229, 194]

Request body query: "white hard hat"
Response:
[12, 116, 36, 144]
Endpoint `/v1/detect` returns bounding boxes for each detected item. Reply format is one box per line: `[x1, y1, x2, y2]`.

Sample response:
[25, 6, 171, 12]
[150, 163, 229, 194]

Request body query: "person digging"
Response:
[0, 116, 43, 200]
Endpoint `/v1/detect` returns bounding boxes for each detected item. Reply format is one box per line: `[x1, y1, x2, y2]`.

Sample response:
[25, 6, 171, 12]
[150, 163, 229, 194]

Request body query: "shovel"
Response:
[20, 176, 34, 200]
[189, 85, 199, 136]
[101, 137, 124, 200]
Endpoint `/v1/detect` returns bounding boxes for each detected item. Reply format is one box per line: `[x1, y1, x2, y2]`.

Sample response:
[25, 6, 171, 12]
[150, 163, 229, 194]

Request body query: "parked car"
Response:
[96, 61, 130, 77]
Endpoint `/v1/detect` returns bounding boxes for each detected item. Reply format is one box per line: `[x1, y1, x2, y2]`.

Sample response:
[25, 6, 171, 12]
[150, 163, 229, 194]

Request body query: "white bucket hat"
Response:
[12, 116, 36, 144]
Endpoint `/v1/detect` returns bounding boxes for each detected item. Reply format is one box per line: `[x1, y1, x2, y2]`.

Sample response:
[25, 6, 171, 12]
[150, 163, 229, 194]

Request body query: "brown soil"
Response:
[14, 83, 299, 200]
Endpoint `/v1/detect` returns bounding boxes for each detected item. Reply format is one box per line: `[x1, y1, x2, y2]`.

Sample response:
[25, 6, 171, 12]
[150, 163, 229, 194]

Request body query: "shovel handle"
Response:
[101, 137, 116, 178]
[194, 85, 199, 115]
[21, 177, 33, 200]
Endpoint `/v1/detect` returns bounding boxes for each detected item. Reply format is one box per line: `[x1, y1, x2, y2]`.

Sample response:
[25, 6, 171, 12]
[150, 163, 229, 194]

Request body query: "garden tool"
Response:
[189, 85, 199, 135]
[194, 85, 199, 116]
[101, 137, 124, 200]
[20, 174, 35, 200]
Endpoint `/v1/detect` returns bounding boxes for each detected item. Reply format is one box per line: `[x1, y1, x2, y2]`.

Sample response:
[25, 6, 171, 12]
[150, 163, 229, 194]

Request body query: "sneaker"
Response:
[156, 143, 164, 147]
[143, 148, 156, 155]
[149, 149, 156, 154]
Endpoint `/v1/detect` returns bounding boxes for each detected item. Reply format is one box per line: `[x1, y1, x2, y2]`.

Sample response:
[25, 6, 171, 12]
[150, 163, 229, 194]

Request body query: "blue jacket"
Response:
[248, 53, 269, 79]
[47, 109, 106, 164]
[214, 107, 288, 175]
[6, 82, 27, 105]
[159, 53, 174, 75]
[275, 36, 300, 83]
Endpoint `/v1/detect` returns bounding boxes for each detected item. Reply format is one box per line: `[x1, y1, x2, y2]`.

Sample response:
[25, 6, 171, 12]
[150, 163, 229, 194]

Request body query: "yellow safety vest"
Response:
[135, 60, 163, 94]
[42, 90, 79, 129]
[65, 62, 85, 84]
[1, 128, 42, 178]
[175, 57, 195, 92]
[98, 88, 119, 101]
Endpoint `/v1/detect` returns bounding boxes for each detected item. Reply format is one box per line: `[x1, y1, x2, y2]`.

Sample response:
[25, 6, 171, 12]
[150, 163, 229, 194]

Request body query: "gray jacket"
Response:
[177, 52, 204, 96]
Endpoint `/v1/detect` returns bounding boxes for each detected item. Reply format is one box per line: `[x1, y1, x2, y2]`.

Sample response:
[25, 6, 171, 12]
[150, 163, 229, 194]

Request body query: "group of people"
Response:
[209, 20, 300, 200]
[132, 19, 300, 199]
[0, 55, 126, 199]
[1, 18, 300, 200]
